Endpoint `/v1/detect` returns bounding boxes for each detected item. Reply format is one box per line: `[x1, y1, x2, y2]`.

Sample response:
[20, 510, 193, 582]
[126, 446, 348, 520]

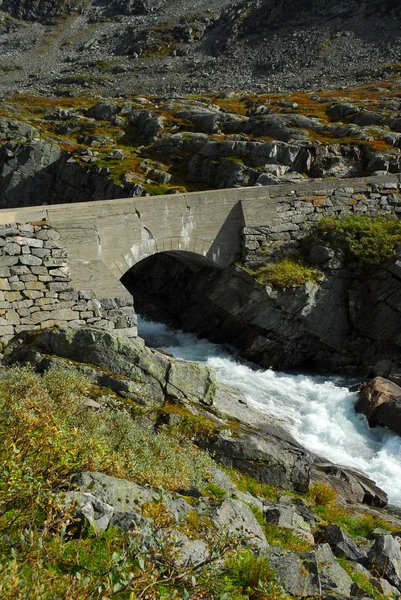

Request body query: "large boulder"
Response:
[355, 377, 401, 435]
[0, 118, 40, 141]
[311, 463, 388, 507]
[65, 491, 114, 534]
[4, 325, 217, 407]
[208, 424, 313, 493]
[368, 535, 401, 590]
[268, 543, 353, 597]
[314, 523, 368, 565]
[214, 498, 269, 551]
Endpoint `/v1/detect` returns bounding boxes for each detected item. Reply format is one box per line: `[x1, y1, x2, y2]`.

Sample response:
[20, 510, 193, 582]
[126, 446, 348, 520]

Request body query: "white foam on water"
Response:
[138, 317, 401, 506]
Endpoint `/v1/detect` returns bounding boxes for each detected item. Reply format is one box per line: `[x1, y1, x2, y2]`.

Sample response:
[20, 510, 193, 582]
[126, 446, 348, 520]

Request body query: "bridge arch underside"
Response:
[120, 250, 222, 328]
[118, 235, 235, 276]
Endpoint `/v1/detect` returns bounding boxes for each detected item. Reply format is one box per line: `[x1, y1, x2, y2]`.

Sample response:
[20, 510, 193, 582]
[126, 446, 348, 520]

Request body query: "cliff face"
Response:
[123, 249, 401, 375]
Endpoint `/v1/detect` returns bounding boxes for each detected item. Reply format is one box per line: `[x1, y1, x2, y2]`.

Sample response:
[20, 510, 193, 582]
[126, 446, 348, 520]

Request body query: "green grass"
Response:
[223, 468, 282, 502]
[242, 257, 323, 289]
[204, 550, 289, 600]
[0, 65, 23, 73]
[263, 524, 311, 552]
[308, 483, 393, 539]
[313, 214, 401, 266]
[249, 505, 312, 553]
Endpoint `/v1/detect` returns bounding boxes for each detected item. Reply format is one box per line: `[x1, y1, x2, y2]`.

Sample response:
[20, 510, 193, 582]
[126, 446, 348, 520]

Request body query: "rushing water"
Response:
[139, 316, 401, 507]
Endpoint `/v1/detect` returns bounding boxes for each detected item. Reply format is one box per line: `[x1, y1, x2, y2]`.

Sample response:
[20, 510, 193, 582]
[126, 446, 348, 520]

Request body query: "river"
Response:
[138, 316, 401, 507]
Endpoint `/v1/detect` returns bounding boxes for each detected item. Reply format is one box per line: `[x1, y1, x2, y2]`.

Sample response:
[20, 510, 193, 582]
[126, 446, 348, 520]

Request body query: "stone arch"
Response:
[119, 248, 222, 321]
[112, 235, 228, 277]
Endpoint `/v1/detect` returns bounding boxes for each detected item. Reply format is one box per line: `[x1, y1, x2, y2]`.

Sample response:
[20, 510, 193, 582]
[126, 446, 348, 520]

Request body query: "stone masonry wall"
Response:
[0, 222, 136, 345]
[243, 180, 401, 265]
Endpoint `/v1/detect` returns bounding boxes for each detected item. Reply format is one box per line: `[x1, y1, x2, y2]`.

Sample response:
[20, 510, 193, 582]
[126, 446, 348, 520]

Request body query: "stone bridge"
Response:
[0, 173, 400, 300]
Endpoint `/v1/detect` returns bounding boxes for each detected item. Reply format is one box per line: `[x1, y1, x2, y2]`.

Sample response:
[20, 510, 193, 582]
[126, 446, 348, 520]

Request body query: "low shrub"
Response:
[308, 481, 338, 507]
[216, 550, 286, 600]
[0, 364, 213, 537]
[243, 257, 323, 289]
[313, 214, 401, 266]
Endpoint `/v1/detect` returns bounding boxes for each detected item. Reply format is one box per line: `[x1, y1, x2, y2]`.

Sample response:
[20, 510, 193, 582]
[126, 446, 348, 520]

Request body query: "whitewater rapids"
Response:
[139, 317, 401, 507]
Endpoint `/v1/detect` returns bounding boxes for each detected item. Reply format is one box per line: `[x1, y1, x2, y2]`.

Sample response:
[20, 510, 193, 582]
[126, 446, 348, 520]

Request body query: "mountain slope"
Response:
[0, 0, 400, 94]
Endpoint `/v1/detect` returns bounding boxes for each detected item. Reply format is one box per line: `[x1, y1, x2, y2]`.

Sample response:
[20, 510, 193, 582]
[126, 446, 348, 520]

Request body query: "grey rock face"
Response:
[0, 118, 145, 207]
[209, 425, 313, 494]
[268, 543, 353, 597]
[0, 119, 40, 141]
[128, 239, 401, 374]
[314, 523, 368, 565]
[65, 491, 114, 533]
[214, 498, 268, 550]
[75, 471, 188, 517]
[368, 535, 401, 590]
[4, 325, 217, 407]
[264, 502, 313, 535]
[311, 464, 388, 508]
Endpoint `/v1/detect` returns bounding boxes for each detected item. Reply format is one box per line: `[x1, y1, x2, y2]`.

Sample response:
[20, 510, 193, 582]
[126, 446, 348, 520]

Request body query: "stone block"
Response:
[49, 308, 80, 321]
[39, 320, 57, 329]
[36, 297, 59, 306]
[5, 243, 21, 256]
[31, 266, 48, 275]
[78, 290, 96, 300]
[59, 291, 79, 301]
[51, 248, 68, 258]
[25, 238, 45, 248]
[5, 291, 22, 302]
[18, 224, 34, 235]
[10, 282, 25, 291]
[80, 311, 95, 319]
[20, 255, 42, 266]
[43, 257, 65, 267]
[0, 325, 14, 336]
[0, 278, 11, 291]
[47, 301, 74, 311]
[6, 311, 20, 325]
[31, 248, 51, 258]
[23, 290, 44, 300]
[13, 299, 33, 309]
[25, 281, 45, 291]
[0, 226, 18, 237]
[49, 267, 70, 278]
[11, 265, 31, 275]
[0, 267, 11, 278]
[271, 223, 300, 233]
[0, 256, 19, 267]
[44, 240, 63, 249]
[48, 282, 73, 292]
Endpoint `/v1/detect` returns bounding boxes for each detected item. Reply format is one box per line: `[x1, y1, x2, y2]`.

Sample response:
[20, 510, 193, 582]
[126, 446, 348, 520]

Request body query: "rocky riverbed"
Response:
[3, 322, 401, 598]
